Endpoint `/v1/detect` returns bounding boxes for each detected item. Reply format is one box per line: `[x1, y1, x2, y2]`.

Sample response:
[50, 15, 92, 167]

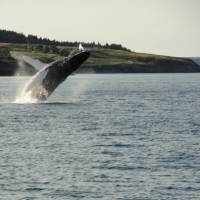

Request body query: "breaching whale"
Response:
[20, 45, 90, 101]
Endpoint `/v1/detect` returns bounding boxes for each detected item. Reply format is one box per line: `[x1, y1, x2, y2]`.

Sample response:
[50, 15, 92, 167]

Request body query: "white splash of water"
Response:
[10, 51, 27, 76]
[10, 51, 48, 104]
[14, 90, 39, 104]
[14, 72, 45, 104]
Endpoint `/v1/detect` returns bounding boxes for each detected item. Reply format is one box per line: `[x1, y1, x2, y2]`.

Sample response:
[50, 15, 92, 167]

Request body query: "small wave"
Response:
[42, 101, 79, 105]
[25, 187, 44, 191]
[12, 99, 83, 105]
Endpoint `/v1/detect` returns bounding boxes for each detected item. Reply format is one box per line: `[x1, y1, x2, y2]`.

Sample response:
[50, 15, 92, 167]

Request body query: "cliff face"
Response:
[81, 56, 199, 73]
[0, 43, 199, 75]
[191, 58, 200, 66]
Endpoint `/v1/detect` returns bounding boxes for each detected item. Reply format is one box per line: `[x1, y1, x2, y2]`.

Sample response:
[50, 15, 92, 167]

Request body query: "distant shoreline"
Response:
[0, 42, 199, 76]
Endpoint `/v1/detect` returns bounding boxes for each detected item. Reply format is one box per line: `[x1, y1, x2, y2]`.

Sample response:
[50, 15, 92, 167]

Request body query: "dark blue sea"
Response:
[0, 74, 199, 200]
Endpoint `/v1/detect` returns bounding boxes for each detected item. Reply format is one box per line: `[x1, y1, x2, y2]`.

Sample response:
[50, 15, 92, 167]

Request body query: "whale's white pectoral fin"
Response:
[21, 55, 46, 71]
[10, 51, 46, 71]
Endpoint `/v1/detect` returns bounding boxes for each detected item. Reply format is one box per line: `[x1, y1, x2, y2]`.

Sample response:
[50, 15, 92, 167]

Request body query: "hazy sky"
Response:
[0, 0, 199, 56]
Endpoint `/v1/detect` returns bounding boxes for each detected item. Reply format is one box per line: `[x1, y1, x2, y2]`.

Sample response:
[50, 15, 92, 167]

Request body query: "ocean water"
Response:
[0, 74, 200, 200]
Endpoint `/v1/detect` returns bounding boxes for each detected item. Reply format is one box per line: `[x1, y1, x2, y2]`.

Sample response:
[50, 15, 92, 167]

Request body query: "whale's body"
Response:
[23, 48, 90, 100]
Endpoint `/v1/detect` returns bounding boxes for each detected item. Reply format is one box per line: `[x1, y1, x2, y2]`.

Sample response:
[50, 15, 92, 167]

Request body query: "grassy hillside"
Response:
[0, 43, 199, 75]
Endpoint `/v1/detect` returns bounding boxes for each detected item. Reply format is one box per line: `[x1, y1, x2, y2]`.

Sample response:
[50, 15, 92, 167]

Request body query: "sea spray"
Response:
[65, 75, 93, 103]
[9, 51, 39, 103]
[13, 70, 47, 104]
[14, 90, 39, 104]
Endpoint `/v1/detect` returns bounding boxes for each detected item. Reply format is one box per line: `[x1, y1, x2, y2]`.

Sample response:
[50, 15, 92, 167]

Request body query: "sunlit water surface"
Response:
[0, 74, 200, 200]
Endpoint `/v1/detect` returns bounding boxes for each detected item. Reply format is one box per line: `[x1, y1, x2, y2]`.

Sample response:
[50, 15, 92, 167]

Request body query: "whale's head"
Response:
[69, 49, 90, 67]
[64, 45, 90, 72]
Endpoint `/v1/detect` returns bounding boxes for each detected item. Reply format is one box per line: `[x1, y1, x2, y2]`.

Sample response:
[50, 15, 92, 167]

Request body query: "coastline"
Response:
[0, 43, 199, 76]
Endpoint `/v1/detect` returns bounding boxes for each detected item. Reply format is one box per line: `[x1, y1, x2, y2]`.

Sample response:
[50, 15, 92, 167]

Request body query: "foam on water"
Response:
[13, 74, 40, 104]
[14, 90, 39, 104]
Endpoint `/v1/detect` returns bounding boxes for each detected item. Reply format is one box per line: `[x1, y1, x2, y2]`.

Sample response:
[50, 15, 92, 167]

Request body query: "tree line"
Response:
[0, 29, 131, 52]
